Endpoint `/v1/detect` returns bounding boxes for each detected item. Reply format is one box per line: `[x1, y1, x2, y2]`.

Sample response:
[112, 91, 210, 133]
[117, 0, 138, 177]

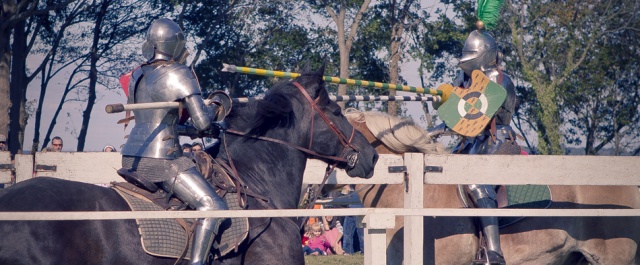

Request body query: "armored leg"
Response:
[466, 184, 505, 265]
[161, 167, 228, 265]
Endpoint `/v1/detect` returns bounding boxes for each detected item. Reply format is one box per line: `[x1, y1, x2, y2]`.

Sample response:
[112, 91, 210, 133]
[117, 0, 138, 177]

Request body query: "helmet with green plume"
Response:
[458, 0, 504, 76]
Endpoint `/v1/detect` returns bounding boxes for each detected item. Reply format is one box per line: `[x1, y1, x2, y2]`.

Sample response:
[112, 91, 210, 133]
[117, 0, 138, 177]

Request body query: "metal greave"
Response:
[466, 184, 502, 255]
[161, 167, 228, 265]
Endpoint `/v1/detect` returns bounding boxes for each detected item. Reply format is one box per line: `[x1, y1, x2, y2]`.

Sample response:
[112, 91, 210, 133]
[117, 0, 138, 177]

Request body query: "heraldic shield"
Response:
[438, 70, 507, 137]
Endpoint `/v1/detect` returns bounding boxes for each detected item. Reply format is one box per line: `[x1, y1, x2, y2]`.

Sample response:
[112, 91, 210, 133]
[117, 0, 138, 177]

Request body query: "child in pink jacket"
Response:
[302, 223, 332, 255]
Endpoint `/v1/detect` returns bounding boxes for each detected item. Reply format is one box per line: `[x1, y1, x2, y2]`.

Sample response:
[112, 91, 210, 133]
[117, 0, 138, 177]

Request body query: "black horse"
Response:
[0, 66, 378, 265]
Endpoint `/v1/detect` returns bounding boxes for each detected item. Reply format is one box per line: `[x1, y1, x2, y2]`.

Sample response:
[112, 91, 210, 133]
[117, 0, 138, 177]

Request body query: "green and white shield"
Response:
[438, 70, 507, 137]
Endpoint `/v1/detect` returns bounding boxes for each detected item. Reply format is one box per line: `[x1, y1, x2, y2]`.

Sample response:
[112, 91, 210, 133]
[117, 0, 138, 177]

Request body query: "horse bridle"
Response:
[224, 81, 362, 230]
[292, 81, 360, 168]
[226, 81, 360, 169]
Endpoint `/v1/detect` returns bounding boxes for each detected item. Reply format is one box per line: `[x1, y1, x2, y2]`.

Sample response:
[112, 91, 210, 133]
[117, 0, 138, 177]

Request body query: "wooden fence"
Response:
[0, 152, 638, 265]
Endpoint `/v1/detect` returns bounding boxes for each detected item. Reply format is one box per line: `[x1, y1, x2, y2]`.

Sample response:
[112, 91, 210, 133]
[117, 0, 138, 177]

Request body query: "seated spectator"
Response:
[301, 224, 310, 247]
[182, 143, 192, 154]
[321, 208, 345, 255]
[191, 142, 203, 152]
[0, 134, 7, 151]
[302, 222, 332, 256]
[49, 136, 63, 152]
[103, 145, 117, 152]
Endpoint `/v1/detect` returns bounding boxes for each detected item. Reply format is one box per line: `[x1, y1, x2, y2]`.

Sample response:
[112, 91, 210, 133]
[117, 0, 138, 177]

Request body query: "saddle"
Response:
[458, 184, 552, 227]
[112, 151, 250, 261]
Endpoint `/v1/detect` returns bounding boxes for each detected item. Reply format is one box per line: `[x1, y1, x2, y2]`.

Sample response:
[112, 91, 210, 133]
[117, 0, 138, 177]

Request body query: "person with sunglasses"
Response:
[50, 136, 63, 152]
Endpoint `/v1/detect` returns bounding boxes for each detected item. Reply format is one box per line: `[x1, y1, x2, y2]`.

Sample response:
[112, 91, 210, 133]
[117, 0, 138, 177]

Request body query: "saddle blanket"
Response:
[112, 184, 249, 260]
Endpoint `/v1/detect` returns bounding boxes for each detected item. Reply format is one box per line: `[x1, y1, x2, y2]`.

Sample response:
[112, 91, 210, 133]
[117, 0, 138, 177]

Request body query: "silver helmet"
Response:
[458, 30, 498, 76]
[141, 18, 188, 63]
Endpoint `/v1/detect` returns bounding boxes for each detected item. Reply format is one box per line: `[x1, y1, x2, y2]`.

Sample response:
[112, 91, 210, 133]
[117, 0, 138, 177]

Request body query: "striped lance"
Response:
[106, 95, 437, 114]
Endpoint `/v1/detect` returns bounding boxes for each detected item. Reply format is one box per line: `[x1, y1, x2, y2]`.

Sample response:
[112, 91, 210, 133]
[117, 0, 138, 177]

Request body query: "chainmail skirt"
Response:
[122, 156, 196, 182]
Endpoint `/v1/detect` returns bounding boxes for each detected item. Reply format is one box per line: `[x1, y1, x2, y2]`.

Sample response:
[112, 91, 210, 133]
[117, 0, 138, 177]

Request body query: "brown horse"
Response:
[344, 110, 640, 265]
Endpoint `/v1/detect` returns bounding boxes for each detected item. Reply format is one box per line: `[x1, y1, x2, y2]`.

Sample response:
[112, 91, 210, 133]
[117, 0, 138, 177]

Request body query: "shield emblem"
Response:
[438, 70, 507, 137]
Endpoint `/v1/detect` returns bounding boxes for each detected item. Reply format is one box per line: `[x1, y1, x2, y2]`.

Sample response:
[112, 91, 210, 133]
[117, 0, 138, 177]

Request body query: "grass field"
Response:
[304, 253, 364, 265]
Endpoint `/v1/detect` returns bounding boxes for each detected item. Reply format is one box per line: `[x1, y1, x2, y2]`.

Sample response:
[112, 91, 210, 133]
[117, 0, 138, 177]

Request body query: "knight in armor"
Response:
[431, 29, 518, 265]
[120, 18, 227, 265]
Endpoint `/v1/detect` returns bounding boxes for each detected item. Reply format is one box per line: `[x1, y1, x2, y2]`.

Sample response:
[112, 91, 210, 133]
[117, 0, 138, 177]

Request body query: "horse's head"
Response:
[249, 65, 378, 179]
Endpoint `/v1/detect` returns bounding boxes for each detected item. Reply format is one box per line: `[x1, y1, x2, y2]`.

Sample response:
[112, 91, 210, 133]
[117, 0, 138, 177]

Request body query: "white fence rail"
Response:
[0, 152, 638, 265]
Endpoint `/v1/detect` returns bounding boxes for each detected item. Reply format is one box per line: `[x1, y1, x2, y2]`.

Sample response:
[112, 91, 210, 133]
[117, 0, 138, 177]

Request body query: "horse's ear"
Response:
[317, 63, 326, 76]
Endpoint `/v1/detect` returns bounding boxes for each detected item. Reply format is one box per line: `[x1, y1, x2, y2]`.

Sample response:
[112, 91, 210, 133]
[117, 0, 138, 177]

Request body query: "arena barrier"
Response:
[0, 152, 638, 265]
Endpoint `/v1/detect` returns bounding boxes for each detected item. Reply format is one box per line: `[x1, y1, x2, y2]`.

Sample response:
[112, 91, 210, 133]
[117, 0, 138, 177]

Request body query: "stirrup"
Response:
[473, 247, 506, 265]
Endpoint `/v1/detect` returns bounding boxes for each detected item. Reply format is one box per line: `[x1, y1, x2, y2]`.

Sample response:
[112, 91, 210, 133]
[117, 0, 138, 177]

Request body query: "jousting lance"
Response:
[105, 95, 437, 114]
[221, 63, 451, 102]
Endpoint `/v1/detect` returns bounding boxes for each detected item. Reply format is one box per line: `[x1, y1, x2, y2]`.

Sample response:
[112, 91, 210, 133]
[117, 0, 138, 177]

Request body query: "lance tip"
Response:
[221, 63, 235, 73]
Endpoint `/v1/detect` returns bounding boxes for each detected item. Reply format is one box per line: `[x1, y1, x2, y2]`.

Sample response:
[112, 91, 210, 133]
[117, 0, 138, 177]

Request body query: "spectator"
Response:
[103, 145, 117, 152]
[0, 134, 7, 151]
[191, 142, 203, 152]
[182, 143, 192, 153]
[302, 222, 331, 256]
[301, 224, 310, 247]
[321, 209, 346, 255]
[341, 185, 365, 254]
[50, 136, 63, 152]
[0, 134, 9, 188]
[181, 143, 193, 158]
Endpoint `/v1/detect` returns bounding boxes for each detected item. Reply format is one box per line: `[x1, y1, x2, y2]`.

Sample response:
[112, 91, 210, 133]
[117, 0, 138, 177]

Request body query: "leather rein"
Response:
[220, 81, 362, 231]
[225, 81, 360, 168]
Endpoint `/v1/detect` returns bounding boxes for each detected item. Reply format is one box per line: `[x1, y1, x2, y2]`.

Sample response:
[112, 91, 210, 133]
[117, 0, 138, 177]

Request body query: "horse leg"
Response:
[425, 216, 477, 264]
[219, 217, 304, 265]
[575, 217, 639, 265]
[500, 218, 577, 265]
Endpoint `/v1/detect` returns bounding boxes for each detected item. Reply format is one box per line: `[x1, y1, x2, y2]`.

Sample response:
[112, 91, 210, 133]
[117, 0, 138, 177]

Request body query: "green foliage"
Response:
[561, 34, 640, 155]
[500, 0, 640, 155]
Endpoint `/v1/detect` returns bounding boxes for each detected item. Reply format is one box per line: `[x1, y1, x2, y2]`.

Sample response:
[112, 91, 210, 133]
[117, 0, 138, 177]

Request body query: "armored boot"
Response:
[161, 167, 228, 265]
[467, 185, 506, 265]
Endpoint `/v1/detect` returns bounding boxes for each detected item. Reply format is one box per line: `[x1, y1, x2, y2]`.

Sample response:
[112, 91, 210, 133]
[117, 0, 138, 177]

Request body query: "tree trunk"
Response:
[325, 0, 371, 110]
[0, 32, 11, 139]
[9, 20, 29, 155]
[77, 0, 108, 151]
[387, 21, 403, 116]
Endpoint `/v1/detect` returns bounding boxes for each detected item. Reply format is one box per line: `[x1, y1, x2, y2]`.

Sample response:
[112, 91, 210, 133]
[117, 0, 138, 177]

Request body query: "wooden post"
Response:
[34, 152, 121, 184]
[404, 153, 424, 265]
[0, 152, 11, 184]
[363, 213, 396, 265]
[14, 154, 33, 183]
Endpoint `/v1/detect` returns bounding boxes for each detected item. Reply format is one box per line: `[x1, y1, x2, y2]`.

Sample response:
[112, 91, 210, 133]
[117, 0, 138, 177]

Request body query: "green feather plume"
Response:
[477, 0, 504, 30]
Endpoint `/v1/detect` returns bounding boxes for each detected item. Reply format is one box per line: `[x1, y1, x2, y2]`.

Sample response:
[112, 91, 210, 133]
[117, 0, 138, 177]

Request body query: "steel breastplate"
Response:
[122, 62, 200, 159]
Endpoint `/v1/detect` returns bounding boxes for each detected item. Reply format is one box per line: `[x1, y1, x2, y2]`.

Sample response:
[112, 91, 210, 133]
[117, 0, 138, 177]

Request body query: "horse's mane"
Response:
[245, 67, 325, 137]
[344, 109, 447, 155]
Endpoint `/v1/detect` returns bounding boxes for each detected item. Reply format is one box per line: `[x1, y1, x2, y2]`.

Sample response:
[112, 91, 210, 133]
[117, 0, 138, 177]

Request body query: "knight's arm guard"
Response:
[183, 94, 214, 131]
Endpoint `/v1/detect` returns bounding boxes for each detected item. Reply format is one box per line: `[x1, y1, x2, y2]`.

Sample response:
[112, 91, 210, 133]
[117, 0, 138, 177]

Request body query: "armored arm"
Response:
[183, 94, 213, 131]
